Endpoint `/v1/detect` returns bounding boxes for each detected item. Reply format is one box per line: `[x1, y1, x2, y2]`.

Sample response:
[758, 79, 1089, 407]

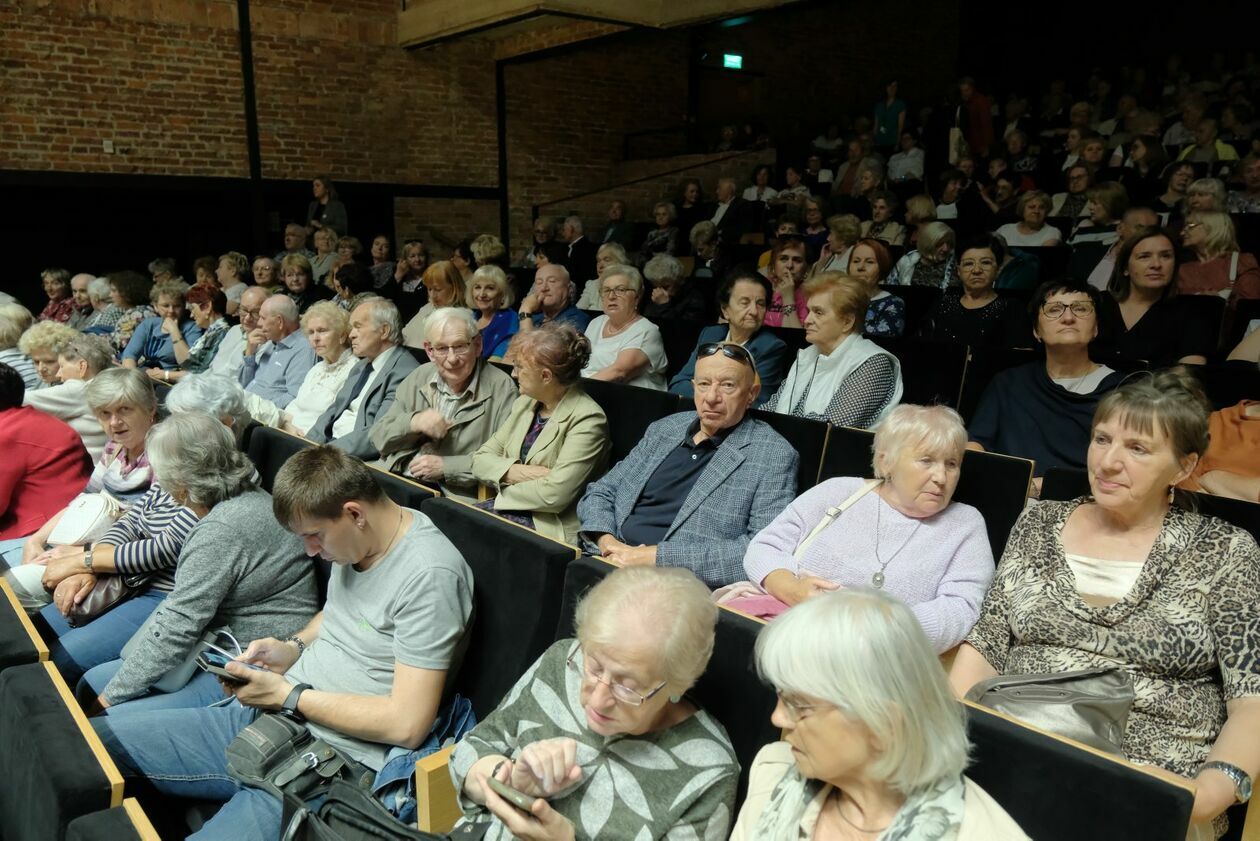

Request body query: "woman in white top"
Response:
[309, 227, 339, 287]
[22, 334, 112, 461]
[770, 272, 903, 429]
[996, 191, 1062, 247]
[743, 164, 779, 203]
[246, 300, 355, 435]
[575, 243, 629, 311]
[581, 264, 668, 390]
[808, 213, 861, 277]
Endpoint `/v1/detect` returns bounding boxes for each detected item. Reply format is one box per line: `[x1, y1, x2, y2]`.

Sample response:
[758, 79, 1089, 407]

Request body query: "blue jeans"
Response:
[78, 659, 226, 714]
[41, 588, 166, 687]
[92, 702, 280, 841]
[0, 536, 26, 569]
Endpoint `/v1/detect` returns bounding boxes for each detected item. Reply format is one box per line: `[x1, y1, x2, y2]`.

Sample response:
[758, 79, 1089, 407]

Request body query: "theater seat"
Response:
[0, 661, 123, 840]
[0, 578, 48, 675]
[245, 425, 312, 492]
[1040, 467, 1091, 501]
[579, 378, 687, 466]
[749, 408, 829, 492]
[66, 799, 160, 841]
[872, 337, 967, 408]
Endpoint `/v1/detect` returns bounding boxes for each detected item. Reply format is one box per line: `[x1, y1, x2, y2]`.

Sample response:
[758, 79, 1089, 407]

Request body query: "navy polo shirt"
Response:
[619, 417, 738, 546]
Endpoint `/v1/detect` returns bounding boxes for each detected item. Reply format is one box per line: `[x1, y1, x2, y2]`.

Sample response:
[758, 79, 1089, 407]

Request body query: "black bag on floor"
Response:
[280, 778, 487, 841]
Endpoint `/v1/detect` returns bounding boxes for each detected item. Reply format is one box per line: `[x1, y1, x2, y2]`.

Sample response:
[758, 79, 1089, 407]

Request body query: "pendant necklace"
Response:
[871, 494, 921, 589]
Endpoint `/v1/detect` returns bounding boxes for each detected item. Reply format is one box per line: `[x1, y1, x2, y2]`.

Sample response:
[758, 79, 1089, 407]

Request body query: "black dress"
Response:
[922, 292, 1025, 348]
[1094, 294, 1216, 368]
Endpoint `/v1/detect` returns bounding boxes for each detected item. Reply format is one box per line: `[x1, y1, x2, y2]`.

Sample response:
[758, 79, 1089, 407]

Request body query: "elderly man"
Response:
[517, 263, 591, 334]
[147, 257, 177, 285]
[560, 216, 598, 284]
[308, 298, 418, 460]
[602, 200, 634, 247]
[710, 177, 752, 242]
[275, 222, 315, 261]
[370, 308, 517, 500]
[65, 273, 96, 330]
[577, 343, 798, 588]
[238, 294, 316, 408]
[210, 286, 267, 379]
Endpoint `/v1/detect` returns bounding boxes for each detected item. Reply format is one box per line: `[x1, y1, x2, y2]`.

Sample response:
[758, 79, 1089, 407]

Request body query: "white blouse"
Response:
[246, 349, 357, 433]
[581, 315, 668, 391]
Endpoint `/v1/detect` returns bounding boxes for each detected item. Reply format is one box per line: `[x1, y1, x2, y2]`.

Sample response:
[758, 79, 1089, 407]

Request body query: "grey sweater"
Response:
[104, 489, 319, 704]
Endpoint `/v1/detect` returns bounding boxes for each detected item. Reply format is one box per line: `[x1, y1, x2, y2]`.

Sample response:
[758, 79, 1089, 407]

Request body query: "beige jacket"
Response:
[471, 387, 609, 545]
[730, 742, 1031, 841]
[368, 360, 518, 500]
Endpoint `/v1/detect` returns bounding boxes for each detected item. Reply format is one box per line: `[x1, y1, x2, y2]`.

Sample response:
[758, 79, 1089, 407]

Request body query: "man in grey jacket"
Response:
[308, 297, 418, 459]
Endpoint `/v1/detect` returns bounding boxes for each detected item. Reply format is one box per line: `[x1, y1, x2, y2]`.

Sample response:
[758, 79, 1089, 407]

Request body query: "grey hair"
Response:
[1187, 177, 1226, 206]
[871, 404, 967, 479]
[575, 566, 717, 694]
[652, 201, 678, 223]
[917, 221, 956, 255]
[147, 257, 177, 275]
[423, 306, 479, 343]
[264, 294, 300, 325]
[643, 253, 686, 285]
[756, 589, 970, 795]
[564, 215, 584, 234]
[165, 373, 252, 444]
[87, 277, 112, 304]
[352, 296, 402, 344]
[84, 367, 158, 415]
[596, 242, 628, 265]
[146, 412, 257, 508]
[0, 303, 34, 350]
[58, 334, 114, 375]
[600, 264, 644, 294]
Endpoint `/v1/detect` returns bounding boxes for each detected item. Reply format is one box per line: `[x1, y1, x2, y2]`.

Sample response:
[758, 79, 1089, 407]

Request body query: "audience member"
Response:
[280, 253, 333, 314]
[367, 234, 395, 290]
[1084, 205, 1160, 290]
[1051, 163, 1092, 218]
[601, 199, 634, 247]
[215, 252, 249, 316]
[1153, 161, 1195, 219]
[1177, 211, 1260, 300]
[239, 294, 318, 409]
[1227, 155, 1260, 213]
[329, 261, 374, 311]
[21, 334, 112, 460]
[1115, 136, 1168, 205]
[472, 324, 608, 543]
[306, 174, 348, 236]
[37, 267, 76, 323]
[310, 227, 339, 287]
[643, 253, 705, 322]
[470, 234, 508, 273]
[560, 216, 598, 284]
[952, 370, 1260, 840]
[80, 276, 123, 333]
[832, 139, 880, 198]
[847, 238, 905, 337]
[770, 165, 812, 209]
[517, 263, 591, 335]
[518, 218, 555, 269]
[64, 273, 95, 329]
[809, 214, 861, 275]
[582, 264, 668, 390]
[578, 342, 798, 587]
[711, 177, 753, 242]
[743, 164, 779, 203]
[1177, 118, 1240, 164]
[307, 298, 417, 460]
[401, 260, 467, 348]
[147, 257, 176, 285]
[371, 308, 517, 500]
[688, 220, 732, 283]
[575, 243, 629, 310]
[209, 286, 267, 380]
[0, 304, 39, 390]
[120, 280, 200, 372]
[337, 235, 364, 265]
[800, 196, 830, 253]
[887, 130, 926, 184]
[675, 178, 708, 248]
[1187, 177, 1227, 214]
[276, 222, 316, 261]
[902, 193, 938, 246]
[93, 444, 473, 840]
[764, 234, 810, 328]
[394, 239, 430, 320]
[642, 201, 680, 258]
[247, 300, 352, 435]
[733, 589, 1028, 839]
[888, 221, 957, 288]
[468, 265, 519, 359]
[157, 284, 229, 384]
[20, 319, 80, 387]
[251, 255, 281, 293]
[107, 271, 158, 354]
[996, 191, 1062, 247]
[858, 190, 906, 246]
[924, 235, 1023, 347]
[453, 566, 737, 840]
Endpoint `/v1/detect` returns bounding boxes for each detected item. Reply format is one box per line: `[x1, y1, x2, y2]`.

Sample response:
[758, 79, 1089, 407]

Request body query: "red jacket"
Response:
[0, 406, 93, 540]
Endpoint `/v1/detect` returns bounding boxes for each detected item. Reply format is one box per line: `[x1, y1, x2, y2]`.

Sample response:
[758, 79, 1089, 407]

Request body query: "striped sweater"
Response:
[99, 485, 198, 592]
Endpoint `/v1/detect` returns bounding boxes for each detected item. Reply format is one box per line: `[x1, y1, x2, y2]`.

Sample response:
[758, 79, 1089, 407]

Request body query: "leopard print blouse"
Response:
[967, 499, 1260, 780]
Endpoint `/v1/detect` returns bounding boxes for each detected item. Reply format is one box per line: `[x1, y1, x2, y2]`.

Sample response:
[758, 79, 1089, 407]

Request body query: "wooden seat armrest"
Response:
[416, 745, 461, 834]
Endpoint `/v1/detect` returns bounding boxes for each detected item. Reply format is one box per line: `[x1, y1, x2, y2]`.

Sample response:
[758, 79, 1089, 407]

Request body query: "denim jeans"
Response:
[92, 701, 281, 841]
[78, 658, 226, 714]
[0, 536, 25, 569]
[40, 588, 166, 687]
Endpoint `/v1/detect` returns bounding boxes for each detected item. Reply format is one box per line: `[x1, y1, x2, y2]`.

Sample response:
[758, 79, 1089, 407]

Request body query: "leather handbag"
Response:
[66, 571, 155, 627]
[228, 713, 363, 802]
[965, 667, 1135, 756]
[280, 778, 460, 841]
[48, 493, 123, 547]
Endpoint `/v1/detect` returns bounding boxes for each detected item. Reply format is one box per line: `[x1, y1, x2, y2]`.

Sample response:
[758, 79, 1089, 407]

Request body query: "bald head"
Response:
[70, 273, 94, 309]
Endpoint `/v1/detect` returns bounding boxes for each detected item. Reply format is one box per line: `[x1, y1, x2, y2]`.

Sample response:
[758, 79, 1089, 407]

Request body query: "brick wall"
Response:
[394, 197, 501, 258]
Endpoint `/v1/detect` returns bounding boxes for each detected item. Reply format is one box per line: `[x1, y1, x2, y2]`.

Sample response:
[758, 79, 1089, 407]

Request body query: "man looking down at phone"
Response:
[92, 445, 474, 841]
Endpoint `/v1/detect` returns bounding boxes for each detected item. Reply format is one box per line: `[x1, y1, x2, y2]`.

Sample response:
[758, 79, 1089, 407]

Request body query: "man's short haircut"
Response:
[272, 445, 387, 528]
[353, 296, 402, 344]
[148, 257, 177, 276]
[424, 307, 479, 343]
[0, 362, 25, 409]
[87, 277, 112, 303]
[563, 216, 583, 234]
[265, 294, 300, 325]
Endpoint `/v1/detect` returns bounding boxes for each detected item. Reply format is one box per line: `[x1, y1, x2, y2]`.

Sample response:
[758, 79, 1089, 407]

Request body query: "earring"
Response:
[669, 694, 681, 704]
[1168, 485, 1175, 505]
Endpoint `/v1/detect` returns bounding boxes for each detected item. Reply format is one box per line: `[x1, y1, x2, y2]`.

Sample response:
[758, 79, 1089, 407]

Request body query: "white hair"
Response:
[423, 307, 479, 343]
[871, 404, 967, 479]
[642, 253, 686, 285]
[264, 294, 300, 325]
[87, 277, 112, 304]
[165, 372, 252, 443]
[756, 589, 970, 795]
[600, 264, 644, 294]
[84, 367, 159, 415]
[353, 296, 402, 344]
[564, 216, 584, 234]
[146, 412, 256, 508]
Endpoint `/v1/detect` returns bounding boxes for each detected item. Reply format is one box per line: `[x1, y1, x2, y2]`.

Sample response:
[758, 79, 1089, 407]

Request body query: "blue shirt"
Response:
[481, 309, 520, 359]
[530, 305, 591, 333]
[121, 317, 204, 371]
[238, 329, 317, 409]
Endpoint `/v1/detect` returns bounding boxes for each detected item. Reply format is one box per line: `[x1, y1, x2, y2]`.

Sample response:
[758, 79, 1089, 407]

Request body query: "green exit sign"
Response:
[723, 53, 743, 69]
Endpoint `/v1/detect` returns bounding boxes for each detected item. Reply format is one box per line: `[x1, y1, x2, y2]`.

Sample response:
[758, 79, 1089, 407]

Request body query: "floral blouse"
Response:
[865, 292, 906, 337]
[967, 500, 1260, 782]
[110, 305, 157, 353]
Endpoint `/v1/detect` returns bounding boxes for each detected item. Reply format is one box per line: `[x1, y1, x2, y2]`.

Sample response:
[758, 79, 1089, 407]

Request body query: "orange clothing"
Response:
[1181, 401, 1260, 500]
[1176, 253, 1260, 301]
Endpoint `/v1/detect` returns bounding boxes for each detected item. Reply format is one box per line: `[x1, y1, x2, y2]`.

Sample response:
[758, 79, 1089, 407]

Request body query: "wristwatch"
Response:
[1200, 761, 1253, 804]
[82, 547, 94, 571]
[282, 682, 312, 720]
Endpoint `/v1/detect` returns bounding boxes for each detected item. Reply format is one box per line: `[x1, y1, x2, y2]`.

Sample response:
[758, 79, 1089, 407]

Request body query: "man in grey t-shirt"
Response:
[92, 447, 473, 841]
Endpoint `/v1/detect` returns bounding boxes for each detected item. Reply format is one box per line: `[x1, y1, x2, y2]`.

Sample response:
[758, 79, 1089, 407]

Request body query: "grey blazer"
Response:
[308, 346, 420, 459]
[577, 412, 799, 588]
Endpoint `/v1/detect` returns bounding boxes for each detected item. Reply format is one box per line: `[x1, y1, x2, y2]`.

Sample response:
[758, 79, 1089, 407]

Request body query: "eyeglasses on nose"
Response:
[1041, 301, 1095, 319]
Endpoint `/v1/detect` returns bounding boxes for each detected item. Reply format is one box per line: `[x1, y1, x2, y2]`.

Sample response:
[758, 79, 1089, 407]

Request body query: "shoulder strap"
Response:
[793, 479, 882, 560]
[1230, 251, 1239, 284]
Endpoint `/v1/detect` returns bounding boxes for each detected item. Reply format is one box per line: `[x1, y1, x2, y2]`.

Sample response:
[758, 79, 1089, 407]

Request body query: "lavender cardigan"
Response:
[744, 476, 994, 652]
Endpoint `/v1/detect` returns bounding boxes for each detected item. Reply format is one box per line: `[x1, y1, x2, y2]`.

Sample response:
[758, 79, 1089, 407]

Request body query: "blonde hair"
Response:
[470, 234, 507, 267]
[917, 221, 955, 257]
[150, 279, 190, 306]
[904, 194, 937, 224]
[465, 265, 515, 310]
[300, 300, 350, 346]
[825, 214, 863, 247]
[872, 404, 966, 478]
[0, 304, 34, 350]
[801, 271, 869, 325]
[1186, 211, 1239, 260]
[18, 321, 79, 358]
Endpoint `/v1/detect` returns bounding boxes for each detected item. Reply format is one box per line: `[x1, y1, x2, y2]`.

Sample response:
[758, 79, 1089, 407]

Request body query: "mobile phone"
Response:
[196, 651, 266, 682]
[486, 777, 537, 812]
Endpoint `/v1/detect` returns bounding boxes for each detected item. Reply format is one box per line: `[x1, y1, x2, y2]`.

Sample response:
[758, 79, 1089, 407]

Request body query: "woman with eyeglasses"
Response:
[452, 565, 739, 841]
[731, 588, 1028, 840]
[472, 323, 608, 544]
[581, 265, 668, 390]
[923, 235, 1024, 348]
[968, 279, 1125, 498]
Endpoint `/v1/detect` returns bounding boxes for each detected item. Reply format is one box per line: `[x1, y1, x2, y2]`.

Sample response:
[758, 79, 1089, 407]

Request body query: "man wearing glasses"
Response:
[209, 285, 269, 378]
[578, 342, 798, 588]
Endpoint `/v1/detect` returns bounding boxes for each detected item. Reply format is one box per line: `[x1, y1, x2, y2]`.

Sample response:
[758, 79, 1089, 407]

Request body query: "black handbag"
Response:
[227, 712, 368, 801]
[280, 778, 484, 841]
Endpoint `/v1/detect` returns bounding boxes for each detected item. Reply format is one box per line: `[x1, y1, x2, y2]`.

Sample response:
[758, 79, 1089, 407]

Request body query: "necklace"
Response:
[1054, 363, 1099, 394]
[871, 494, 922, 588]
[604, 314, 639, 337]
[369, 508, 406, 565]
[830, 791, 890, 835]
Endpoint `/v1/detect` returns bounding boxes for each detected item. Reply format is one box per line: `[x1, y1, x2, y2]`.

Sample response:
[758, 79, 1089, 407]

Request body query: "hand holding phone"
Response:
[196, 651, 267, 683]
[486, 776, 537, 813]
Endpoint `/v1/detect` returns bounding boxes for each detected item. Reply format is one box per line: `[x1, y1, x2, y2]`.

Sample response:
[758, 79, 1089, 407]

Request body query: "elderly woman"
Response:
[213, 252, 249, 317]
[809, 214, 862, 276]
[38, 268, 76, 323]
[743, 404, 992, 650]
[996, 191, 1062, 247]
[642, 201, 680, 258]
[575, 243, 629, 310]
[80, 411, 318, 715]
[519, 218, 555, 268]
[887, 221, 957, 288]
[733, 589, 1028, 840]
[251, 256, 280, 294]
[401, 261, 466, 348]
[765, 234, 810, 328]
[643, 253, 705, 321]
[80, 277, 124, 333]
[902, 193, 938, 248]
[158, 285, 231, 384]
[799, 196, 829, 253]
[310, 226, 340, 287]
[367, 234, 395, 290]
[952, 370, 1260, 840]
[669, 270, 788, 406]
[581, 265, 668, 390]
[1186, 177, 1227, 214]
[0, 304, 40, 389]
[924, 235, 1023, 347]
[846, 238, 906, 337]
[18, 320, 79, 387]
[471, 234, 508, 272]
[23, 334, 113, 460]
[770, 272, 903, 429]
[120, 280, 202, 372]
[246, 300, 355, 436]
[468, 265, 519, 359]
[281, 253, 333, 314]
[472, 324, 609, 544]
[858, 190, 906, 246]
[1069, 181, 1129, 246]
[1095, 226, 1214, 368]
[393, 239, 429, 315]
[744, 164, 779, 203]
[969, 280, 1124, 494]
[336, 235, 363, 264]
[1178, 211, 1260, 300]
[453, 565, 738, 841]
[371, 307, 518, 500]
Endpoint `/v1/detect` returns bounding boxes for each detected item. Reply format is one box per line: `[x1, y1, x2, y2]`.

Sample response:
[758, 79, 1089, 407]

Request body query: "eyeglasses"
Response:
[959, 258, 997, 271]
[698, 342, 755, 368]
[1041, 301, 1095, 319]
[778, 693, 822, 723]
[601, 286, 635, 298]
[566, 651, 667, 707]
[1183, 222, 1202, 231]
[428, 342, 474, 359]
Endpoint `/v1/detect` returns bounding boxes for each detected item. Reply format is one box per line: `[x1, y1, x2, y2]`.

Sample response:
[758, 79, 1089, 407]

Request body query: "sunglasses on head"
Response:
[698, 342, 755, 368]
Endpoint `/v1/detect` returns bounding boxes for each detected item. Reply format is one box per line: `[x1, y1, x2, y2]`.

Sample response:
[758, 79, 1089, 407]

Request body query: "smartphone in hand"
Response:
[196, 651, 267, 683]
[486, 777, 537, 812]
